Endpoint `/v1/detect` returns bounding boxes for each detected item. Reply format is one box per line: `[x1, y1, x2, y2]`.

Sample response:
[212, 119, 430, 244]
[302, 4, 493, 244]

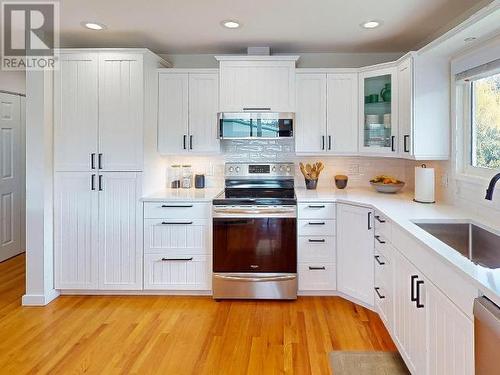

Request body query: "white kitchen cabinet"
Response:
[98, 53, 144, 171]
[158, 70, 219, 154]
[98, 172, 142, 290]
[295, 72, 358, 154]
[216, 57, 298, 112]
[374, 242, 394, 330]
[397, 57, 413, 157]
[426, 279, 474, 375]
[54, 172, 99, 289]
[54, 53, 99, 172]
[336, 203, 374, 306]
[295, 73, 327, 153]
[359, 67, 398, 156]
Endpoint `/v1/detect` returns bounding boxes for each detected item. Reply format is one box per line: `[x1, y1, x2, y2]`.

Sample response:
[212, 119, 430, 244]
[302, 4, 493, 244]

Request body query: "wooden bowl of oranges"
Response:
[370, 175, 405, 193]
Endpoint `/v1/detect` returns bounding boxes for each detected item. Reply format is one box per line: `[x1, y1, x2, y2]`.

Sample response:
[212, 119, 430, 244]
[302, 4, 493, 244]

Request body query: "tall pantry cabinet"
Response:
[54, 49, 166, 290]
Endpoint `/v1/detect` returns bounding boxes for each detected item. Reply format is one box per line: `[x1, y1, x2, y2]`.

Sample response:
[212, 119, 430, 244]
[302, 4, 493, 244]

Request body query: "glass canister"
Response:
[181, 165, 193, 189]
[169, 165, 181, 189]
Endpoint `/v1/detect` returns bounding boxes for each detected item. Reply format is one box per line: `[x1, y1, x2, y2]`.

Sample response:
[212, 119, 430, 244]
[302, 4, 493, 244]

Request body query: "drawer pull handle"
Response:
[308, 266, 326, 270]
[375, 235, 386, 244]
[375, 215, 386, 223]
[161, 221, 193, 225]
[161, 257, 193, 262]
[307, 205, 325, 208]
[308, 239, 326, 243]
[374, 255, 386, 265]
[374, 287, 386, 299]
[308, 222, 325, 225]
[160, 204, 194, 208]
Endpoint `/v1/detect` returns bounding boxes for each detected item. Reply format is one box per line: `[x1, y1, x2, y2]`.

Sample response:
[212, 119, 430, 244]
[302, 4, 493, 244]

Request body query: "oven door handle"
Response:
[213, 274, 296, 282]
[213, 207, 296, 215]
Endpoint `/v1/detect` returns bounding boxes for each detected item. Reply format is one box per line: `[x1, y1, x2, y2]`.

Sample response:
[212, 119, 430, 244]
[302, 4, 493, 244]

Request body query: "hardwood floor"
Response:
[0, 254, 396, 374]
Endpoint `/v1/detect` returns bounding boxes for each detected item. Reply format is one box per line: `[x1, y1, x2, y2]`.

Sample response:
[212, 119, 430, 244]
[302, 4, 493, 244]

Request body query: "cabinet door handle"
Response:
[160, 221, 193, 225]
[243, 107, 271, 111]
[375, 287, 386, 299]
[308, 266, 326, 270]
[91, 153, 96, 169]
[308, 205, 325, 209]
[98, 153, 103, 169]
[391, 136, 395, 152]
[308, 221, 325, 225]
[161, 257, 193, 262]
[321, 135, 325, 150]
[98, 175, 103, 191]
[410, 275, 418, 302]
[416, 280, 425, 308]
[161, 204, 193, 208]
[375, 235, 386, 244]
[308, 239, 326, 243]
[91, 174, 96, 191]
[374, 215, 386, 223]
[404, 135, 410, 153]
[328, 135, 332, 150]
[183, 135, 187, 150]
[189, 135, 193, 150]
[368, 212, 372, 230]
[374, 255, 385, 265]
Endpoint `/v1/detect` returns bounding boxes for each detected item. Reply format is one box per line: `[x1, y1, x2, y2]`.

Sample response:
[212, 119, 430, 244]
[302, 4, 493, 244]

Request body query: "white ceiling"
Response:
[59, 0, 489, 54]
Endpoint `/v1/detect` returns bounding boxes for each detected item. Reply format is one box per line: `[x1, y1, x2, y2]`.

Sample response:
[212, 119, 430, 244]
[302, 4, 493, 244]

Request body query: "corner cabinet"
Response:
[358, 67, 398, 156]
[158, 70, 219, 154]
[295, 71, 358, 154]
[216, 56, 298, 112]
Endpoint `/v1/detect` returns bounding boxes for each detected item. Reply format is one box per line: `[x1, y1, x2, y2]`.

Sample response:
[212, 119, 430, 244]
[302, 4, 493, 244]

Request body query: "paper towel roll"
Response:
[414, 165, 435, 203]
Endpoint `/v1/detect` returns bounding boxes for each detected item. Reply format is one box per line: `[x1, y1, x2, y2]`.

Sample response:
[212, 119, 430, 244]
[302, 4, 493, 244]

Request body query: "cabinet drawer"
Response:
[374, 212, 391, 241]
[298, 203, 336, 219]
[144, 253, 211, 290]
[298, 219, 336, 236]
[298, 236, 335, 263]
[298, 263, 336, 291]
[144, 219, 210, 254]
[144, 202, 210, 219]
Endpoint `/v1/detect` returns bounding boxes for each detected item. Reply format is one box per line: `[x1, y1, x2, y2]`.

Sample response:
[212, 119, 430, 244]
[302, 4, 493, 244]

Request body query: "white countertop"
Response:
[297, 187, 500, 305]
[141, 187, 223, 202]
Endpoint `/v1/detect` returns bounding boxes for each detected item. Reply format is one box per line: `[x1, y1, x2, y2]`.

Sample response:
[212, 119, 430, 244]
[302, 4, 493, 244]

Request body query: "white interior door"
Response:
[0, 92, 22, 262]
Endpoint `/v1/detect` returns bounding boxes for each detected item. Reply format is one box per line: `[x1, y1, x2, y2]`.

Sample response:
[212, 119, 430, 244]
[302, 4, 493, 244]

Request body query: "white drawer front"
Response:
[298, 203, 336, 219]
[374, 212, 391, 242]
[298, 263, 336, 291]
[298, 236, 335, 263]
[144, 219, 210, 254]
[144, 254, 211, 290]
[144, 202, 210, 219]
[298, 219, 336, 236]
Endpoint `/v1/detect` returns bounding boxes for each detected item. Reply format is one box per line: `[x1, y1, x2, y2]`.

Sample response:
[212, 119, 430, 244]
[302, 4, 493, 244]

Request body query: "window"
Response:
[470, 72, 500, 170]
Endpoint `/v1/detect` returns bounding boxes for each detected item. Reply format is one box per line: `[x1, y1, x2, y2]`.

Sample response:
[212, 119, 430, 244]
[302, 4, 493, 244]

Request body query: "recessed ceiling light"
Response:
[464, 37, 477, 42]
[81, 22, 106, 30]
[361, 20, 382, 29]
[221, 20, 241, 29]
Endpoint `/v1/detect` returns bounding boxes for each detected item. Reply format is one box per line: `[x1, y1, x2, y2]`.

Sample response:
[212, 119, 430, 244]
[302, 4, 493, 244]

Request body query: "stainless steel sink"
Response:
[414, 222, 500, 269]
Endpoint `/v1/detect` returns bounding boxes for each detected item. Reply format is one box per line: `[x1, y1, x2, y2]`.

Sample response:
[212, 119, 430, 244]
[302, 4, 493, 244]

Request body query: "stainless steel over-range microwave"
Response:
[218, 112, 294, 139]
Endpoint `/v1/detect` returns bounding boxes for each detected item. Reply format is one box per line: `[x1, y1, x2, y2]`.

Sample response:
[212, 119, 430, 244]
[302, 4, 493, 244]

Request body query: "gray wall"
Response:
[0, 70, 26, 94]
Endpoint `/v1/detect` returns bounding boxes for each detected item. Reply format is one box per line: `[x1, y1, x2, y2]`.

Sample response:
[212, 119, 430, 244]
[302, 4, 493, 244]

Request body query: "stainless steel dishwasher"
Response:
[474, 297, 500, 374]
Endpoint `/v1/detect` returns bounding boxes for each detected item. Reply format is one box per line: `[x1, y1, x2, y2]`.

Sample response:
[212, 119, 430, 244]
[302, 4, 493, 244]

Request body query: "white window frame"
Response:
[456, 68, 500, 181]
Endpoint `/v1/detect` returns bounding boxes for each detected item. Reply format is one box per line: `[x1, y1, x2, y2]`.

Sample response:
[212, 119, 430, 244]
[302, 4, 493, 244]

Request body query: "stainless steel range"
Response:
[212, 162, 297, 300]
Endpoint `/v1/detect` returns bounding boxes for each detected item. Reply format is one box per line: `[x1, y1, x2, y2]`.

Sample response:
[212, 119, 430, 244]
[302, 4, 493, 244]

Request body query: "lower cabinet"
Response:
[54, 171, 142, 290]
[336, 203, 374, 306]
[374, 242, 394, 330]
[143, 201, 212, 291]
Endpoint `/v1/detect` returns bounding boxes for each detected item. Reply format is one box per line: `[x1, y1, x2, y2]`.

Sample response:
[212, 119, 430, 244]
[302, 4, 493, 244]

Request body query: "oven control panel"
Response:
[225, 163, 295, 178]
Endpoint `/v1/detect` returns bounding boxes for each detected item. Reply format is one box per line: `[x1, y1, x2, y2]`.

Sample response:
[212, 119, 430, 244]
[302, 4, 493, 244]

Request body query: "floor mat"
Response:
[329, 351, 410, 375]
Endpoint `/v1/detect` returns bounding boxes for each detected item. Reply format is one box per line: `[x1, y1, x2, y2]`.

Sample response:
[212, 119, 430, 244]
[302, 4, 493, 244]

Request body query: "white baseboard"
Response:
[59, 289, 213, 296]
[22, 289, 60, 306]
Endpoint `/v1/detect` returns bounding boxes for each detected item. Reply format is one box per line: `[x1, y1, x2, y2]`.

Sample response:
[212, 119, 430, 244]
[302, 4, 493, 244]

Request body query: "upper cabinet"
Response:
[216, 56, 298, 112]
[359, 67, 398, 155]
[158, 70, 219, 155]
[55, 49, 167, 172]
[295, 71, 358, 154]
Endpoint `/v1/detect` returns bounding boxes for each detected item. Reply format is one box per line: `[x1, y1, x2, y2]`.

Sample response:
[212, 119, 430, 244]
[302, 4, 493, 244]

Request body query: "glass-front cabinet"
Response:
[359, 67, 398, 154]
